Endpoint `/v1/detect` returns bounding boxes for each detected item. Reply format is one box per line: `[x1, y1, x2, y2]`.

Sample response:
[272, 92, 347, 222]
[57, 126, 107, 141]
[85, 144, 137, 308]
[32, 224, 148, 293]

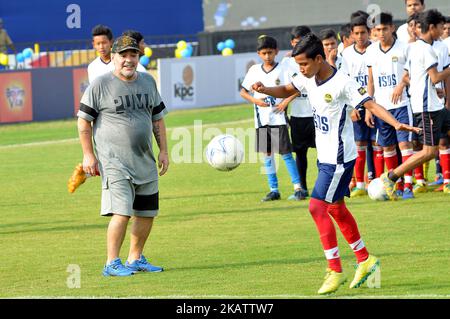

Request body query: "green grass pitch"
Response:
[0, 104, 449, 298]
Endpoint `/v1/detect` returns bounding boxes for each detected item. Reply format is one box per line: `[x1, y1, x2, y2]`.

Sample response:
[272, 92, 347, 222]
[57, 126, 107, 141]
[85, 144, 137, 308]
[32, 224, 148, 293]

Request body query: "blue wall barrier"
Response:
[0, 67, 87, 124]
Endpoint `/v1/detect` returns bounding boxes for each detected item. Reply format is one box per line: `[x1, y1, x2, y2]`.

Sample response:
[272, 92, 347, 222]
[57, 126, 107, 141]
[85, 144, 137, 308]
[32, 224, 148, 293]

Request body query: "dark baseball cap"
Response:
[112, 35, 140, 53]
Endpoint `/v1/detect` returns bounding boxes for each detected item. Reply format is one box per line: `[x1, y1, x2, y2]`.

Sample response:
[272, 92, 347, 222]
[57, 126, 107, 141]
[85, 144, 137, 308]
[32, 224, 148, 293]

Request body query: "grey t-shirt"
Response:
[77, 71, 168, 185]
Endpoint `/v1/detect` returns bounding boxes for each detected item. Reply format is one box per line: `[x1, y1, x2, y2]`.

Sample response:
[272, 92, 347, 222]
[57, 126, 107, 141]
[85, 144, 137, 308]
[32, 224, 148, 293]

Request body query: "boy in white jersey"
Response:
[87, 25, 114, 84]
[253, 33, 419, 295]
[341, 15, 383, 197]
[381, 9, 450, 197]
[337, 23, 354, 59]
[397, 0, 426, 44]
[279, 26, 314, 197]
[319, 29, 341, 69]
[240, 36, 305, 201]
[408, 14, 450, 191]
[365, 12, 415, 199]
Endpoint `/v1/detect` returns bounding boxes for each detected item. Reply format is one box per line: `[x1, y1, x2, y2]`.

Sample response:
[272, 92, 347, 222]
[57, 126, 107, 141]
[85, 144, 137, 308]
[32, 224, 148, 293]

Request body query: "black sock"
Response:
[295, 149, 308, 190]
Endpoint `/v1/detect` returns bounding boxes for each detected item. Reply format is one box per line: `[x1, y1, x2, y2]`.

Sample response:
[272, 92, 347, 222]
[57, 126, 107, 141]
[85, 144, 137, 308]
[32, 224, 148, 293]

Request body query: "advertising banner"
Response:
[0, 72, 33, 123]
[72, 68, 89, 115]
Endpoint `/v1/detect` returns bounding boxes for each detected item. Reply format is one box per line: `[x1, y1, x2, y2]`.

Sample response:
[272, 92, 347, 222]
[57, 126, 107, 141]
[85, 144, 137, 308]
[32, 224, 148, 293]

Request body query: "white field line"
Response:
[7, 295, 450, 299]
[0, 119, 253, 150]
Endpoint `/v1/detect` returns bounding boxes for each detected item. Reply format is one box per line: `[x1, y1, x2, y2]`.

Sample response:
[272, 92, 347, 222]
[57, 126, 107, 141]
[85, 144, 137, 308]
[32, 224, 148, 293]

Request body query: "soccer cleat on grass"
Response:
[429, 173, 443, 186]
[125, 255, 164, 273]
[349, 255, 380, 289]
[261, 191, 281, 202]
[67, 163, 87, 193]
[433, 185, 444, 192]
[350, 187, 367, 198]
[443, 184, 450, 194]
[287, 189, 307, 201]
[395, 189, 403, 198]
[380, 172, 397, 200]
[413, 183, 427, 194]
[102, 258, 135, 277]
[317, 268, 347, 295]
[402, 188, 414, 199]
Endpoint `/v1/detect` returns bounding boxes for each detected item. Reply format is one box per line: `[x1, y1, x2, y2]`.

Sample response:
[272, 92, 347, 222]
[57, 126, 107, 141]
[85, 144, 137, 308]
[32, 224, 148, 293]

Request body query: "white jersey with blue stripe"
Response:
[405, 39, 444, 113]
[291, 68, 372, 165]
[280, 56, 313, 118]
[366, 39, 409, 110]
[241, 63, 288, 128]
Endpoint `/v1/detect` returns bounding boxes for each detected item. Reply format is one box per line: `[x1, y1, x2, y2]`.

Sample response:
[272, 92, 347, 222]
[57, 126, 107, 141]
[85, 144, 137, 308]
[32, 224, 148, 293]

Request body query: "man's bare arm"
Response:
[77, 117, 98, 176]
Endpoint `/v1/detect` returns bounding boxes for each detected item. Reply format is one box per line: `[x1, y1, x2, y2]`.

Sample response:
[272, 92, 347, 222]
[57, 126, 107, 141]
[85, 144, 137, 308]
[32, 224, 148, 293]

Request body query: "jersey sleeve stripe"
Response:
[79, 103, 99, 119]
[152, 102, 166, 116]
[358, 96, 373, 108]
[425, 63, 438, 72]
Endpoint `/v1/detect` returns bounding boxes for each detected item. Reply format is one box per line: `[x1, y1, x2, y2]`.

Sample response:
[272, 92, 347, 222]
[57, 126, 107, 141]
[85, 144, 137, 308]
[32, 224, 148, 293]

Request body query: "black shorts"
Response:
[414, 109, 448, 146]
[256, 125, 292, 154]
[289, 116, 316, 151]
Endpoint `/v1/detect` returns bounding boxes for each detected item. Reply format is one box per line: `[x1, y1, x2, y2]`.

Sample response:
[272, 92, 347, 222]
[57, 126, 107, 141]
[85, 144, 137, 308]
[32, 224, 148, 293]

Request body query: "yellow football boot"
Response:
[317, 268, 347, 295]
[349, 255, 380, 289]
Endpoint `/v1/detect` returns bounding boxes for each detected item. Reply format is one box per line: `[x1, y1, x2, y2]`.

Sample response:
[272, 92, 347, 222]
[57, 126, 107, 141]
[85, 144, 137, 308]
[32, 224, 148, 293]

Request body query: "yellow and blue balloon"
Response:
[140, 46, 153, 67]
[175, 40, 193, 58]
[217, 38, 235, 56]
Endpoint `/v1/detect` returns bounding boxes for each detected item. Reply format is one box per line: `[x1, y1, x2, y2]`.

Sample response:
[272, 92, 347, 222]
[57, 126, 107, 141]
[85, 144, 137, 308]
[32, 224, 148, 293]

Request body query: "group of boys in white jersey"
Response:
[241, 0, 448, 293]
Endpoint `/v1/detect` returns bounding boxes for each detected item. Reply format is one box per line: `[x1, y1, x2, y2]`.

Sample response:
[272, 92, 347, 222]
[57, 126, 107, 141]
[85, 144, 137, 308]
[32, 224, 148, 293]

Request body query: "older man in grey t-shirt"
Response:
[77, 35, 168, 276]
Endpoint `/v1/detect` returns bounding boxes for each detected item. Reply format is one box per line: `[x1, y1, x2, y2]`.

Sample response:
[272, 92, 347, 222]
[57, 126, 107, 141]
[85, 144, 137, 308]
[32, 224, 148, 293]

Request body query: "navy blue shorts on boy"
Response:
[311, 160, 356, 203]
[353, 109, 377, 142]
[375, 105, 413, 147]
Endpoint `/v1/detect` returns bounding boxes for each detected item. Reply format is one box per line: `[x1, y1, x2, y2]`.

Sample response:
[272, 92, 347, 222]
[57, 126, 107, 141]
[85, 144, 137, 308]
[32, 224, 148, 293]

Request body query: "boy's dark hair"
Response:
[407, 12, 420, 24]
[351, 10, 369, 21]
[419, 9, 446, 33]
[405, 0, 424, 5]
[290, 25, 312, 40]
[319, 28, 338, 41]
[257, 35, 278, 51]
[122, 30, 144, 43]
[375, 12, 394, 26]
[339, 23, 352, 40]
[350, 15, 370, 31]
[92, 24, 113, 41]
[292, 33, 325, 60]
[446, 16, 450, 23]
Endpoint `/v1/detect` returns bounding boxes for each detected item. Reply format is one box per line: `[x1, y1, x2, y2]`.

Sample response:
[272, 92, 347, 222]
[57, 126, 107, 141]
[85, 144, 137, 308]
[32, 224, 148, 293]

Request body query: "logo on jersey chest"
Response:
[275, 78, 281, 85]
[392, 56, 398, 62]
[113, 93, 151, 114]
[358, 87, 367, 95]
[324, 93, 333, 103]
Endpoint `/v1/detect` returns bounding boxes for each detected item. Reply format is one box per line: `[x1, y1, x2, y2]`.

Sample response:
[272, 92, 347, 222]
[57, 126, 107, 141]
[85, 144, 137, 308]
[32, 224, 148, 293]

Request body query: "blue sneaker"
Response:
[429, 173, 444, 186]
[402, 188, 414, 199]
[395, 189, 403, 198]
[125, 255, 164, 273]
[102, 258, 135, 277]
